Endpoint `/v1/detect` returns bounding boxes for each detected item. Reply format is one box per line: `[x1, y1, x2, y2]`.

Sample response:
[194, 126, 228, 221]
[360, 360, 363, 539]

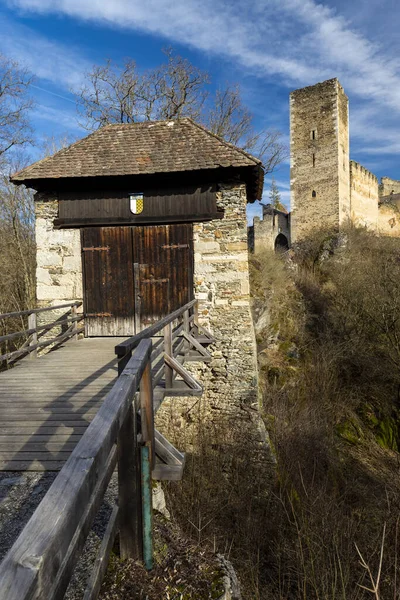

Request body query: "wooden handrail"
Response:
[0, 304, 83, 365]
[115, 298, 196, 359]
[0, 301, 82, 321]
[0, 339, 152, 600]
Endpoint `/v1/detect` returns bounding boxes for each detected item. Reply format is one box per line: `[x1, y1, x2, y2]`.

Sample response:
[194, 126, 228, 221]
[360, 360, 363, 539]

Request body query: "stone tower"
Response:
[290, 78, 350, 242]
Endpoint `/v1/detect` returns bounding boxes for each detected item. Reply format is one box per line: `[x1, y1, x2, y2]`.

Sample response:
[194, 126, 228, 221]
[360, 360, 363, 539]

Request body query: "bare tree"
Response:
[0, 155, 35, 314]
[77, 49, 209, 129]
[76, 49, 287, 173]
[207, 85, 288, 173]
[207, 85, 253, 145]
[151, 48, 209, 120]
[0, 54, 34, 158]
[77, 59, 140, 130]
[40, 132, 80, 157]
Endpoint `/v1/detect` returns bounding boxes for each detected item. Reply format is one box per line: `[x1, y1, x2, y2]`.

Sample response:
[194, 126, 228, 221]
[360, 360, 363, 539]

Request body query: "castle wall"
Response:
[193, 181, 258, 408]
[349, 161, 379, 229]
[379, 177, 400, 197]
[377, 202, 400, 237]
[290, 78, 350, 242]
[251, 208, 290, 253]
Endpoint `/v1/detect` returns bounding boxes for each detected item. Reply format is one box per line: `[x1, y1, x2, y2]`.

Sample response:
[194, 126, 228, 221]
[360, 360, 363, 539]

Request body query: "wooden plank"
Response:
[152, 463, 185, 481]
[0, 461, 66, 471]
[141, 444, 153, 570]
[83, 505, 119, 600]
[0, 302, 82, 321]
[0, 339, 151, 599]
[140, 361, 155, 469]
[164, 322, 173, 389]
[48, 448, 117, 600]
[154, 430, 185, 465]
[118, 403, 142, 561]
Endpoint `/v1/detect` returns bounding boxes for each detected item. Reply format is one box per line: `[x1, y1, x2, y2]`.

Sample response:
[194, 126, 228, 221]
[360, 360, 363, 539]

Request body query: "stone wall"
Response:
[379, 177, 400, 197]
[350, 161, 379, 229]
[377, 202, 400, 237]
[35, 192, 83, 324]
[290, 79, 350, 242]
[192, 181, 258, 410]
[251, 207, 290, 253]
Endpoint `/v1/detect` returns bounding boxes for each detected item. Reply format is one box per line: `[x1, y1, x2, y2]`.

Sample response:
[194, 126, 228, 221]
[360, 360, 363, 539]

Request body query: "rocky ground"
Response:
[0, 471, 239, 600]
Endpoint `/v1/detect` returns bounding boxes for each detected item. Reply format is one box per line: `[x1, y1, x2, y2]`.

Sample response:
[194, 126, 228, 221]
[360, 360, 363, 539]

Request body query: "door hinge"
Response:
[82, 246, 110, 252]
[86, 312, 113, 317]
[161, 244, 190, 250]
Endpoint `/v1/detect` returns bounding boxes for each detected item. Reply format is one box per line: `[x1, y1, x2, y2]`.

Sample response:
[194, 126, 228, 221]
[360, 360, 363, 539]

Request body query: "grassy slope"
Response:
[251, 227, 400, 599]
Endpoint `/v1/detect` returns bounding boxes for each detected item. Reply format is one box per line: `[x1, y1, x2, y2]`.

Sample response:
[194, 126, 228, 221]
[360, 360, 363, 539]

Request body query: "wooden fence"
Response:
[0, 300, 213, 600]
[0, 301, 84, 366]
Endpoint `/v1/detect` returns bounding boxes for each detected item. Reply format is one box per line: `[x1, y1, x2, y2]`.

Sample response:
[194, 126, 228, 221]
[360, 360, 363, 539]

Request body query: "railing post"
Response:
[71, 304, 78, 341]
[164, 322, 173, 389]
[117, 401, 143, 561]
[140, 360, 154, 570]
[28, 312, 37, 359]
[183, 308, 190, 356]
[193, 301, 199, 328]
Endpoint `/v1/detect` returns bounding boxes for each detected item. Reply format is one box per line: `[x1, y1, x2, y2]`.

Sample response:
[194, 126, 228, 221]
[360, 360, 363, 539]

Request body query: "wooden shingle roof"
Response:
[11, 118, 264, 200]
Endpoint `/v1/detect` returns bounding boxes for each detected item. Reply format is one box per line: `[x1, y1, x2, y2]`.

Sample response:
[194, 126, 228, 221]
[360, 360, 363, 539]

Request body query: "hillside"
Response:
[250, 226, 400, 599]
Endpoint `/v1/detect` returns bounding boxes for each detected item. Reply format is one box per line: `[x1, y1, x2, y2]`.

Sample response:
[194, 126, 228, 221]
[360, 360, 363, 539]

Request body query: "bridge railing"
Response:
[0, 337, 154, 600]
[0, 301, 84, 366]
[0, 299, 214, 600]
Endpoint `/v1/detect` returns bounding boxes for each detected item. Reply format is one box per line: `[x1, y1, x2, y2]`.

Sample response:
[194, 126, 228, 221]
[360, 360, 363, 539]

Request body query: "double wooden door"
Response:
[82, 224, 194, 336]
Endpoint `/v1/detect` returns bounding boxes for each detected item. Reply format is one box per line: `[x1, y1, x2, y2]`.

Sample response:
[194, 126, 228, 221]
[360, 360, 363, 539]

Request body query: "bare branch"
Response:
[0, 54, 34, 157]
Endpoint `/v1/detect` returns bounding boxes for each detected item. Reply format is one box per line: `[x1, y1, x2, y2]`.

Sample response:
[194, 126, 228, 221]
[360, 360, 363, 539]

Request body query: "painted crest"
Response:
[130, 193, 144, 215]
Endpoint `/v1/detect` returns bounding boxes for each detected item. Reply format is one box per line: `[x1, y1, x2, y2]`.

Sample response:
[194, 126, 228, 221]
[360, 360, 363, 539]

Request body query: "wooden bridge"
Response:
[0, 300, 214, 599]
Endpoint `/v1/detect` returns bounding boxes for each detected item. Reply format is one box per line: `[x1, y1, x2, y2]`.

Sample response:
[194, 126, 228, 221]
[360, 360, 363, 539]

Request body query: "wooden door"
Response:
[82, 227, 135, 336]
[82, 224, 194, 335]
[133, 224, 194, 328]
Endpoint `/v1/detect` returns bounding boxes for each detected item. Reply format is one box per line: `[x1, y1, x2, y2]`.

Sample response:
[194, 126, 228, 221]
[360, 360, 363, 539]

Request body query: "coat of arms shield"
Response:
[130, 193, 144, 215]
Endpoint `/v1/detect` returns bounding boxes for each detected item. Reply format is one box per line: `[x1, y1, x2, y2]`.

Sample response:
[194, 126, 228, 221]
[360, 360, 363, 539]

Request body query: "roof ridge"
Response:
[185, 118, 262, 167]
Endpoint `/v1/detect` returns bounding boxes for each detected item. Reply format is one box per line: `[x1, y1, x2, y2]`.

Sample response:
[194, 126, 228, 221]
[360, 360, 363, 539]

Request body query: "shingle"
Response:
[12, 118, 261, 182]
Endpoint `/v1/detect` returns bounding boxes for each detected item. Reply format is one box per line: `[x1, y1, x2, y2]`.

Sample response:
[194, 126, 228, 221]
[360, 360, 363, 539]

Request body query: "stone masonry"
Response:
[287, 78, 400, 244]
[193, 181, 258, 410]
[349, 161, 379, 230]
[290, 78, 350, 243]
[35, 183, 259, 412]
[35, 192, 83, 326]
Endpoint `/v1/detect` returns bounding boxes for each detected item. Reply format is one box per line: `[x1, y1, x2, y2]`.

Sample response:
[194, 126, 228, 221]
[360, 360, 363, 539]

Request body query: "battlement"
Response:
[350, 161, 379, 182]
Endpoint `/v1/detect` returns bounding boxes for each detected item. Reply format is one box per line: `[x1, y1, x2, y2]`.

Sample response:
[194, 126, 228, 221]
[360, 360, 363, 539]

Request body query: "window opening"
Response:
[312, 190, 317, 198]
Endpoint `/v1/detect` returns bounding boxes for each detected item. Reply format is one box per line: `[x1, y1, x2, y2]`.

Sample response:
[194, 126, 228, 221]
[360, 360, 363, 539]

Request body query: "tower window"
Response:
[312, 190, 317, 198]
[312, 153, 316, 167]
[311, 129, 317, 140]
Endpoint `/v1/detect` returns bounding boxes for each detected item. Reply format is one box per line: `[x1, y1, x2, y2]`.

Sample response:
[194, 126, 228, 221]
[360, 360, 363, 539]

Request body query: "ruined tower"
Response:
[290, 78, 350, 242]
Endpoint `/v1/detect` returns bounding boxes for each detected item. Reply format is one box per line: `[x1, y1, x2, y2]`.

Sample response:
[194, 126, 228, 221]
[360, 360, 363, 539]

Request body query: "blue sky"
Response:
[1, 0, 400, 223]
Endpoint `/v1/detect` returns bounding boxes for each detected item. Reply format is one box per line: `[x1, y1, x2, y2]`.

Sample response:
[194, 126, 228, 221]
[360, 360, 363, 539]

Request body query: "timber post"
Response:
[27, 312, 37, 359]
[183, 308, 190, 355]
[71, 304, 78, 341]
[117, 402, 143, 561]
[163, 321, 173, 389]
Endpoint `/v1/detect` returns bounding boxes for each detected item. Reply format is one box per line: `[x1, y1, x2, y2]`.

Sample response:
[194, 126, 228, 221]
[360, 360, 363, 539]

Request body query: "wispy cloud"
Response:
[0, 14, 91, 88]
[6, 0, 400, 111]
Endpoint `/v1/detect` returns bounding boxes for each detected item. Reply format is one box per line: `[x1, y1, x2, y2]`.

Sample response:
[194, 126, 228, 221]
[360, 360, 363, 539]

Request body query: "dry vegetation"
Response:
[251, 226, 400, 599]
[163, 227, 400, 599]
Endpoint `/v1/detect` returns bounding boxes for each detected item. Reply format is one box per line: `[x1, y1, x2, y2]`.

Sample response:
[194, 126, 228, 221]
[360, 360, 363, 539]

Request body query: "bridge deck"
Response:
[0, 338, 122, 471]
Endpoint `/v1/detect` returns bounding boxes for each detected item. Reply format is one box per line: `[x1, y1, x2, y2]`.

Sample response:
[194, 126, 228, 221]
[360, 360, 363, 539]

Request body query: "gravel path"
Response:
[0, 470, 119, 599]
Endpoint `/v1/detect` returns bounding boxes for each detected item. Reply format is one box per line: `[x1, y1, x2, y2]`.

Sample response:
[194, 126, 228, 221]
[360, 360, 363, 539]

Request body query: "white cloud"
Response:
[0, 15, 91, 88]
[7, 0, 400, 111]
